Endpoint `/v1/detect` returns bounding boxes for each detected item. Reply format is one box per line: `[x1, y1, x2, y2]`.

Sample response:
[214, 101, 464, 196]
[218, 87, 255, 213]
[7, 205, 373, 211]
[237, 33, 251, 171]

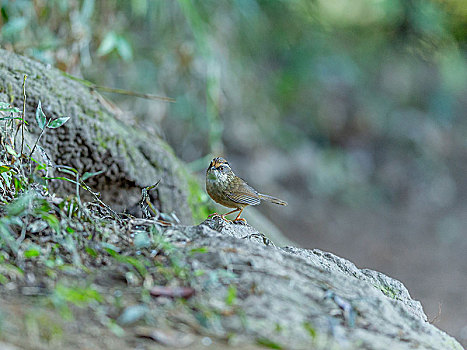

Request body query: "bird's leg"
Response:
[221, 208, 240, 221]
[233, 208, 247, 223]
[208, 208, 239, 221]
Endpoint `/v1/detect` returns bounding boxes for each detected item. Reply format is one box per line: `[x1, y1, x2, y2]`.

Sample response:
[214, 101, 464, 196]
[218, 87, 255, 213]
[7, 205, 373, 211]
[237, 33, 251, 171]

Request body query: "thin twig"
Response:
[145, 198, 159, 217]
[29, 123, 47, 159]
[428, 302, 442, 324]
[20, 75, 27, 156]
[62, 73, 175, 102]
[80, 181, 122, 222]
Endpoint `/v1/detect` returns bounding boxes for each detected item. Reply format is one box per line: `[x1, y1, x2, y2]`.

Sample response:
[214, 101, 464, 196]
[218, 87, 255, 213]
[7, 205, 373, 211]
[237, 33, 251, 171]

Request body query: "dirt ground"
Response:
[0, 294, 269, 350]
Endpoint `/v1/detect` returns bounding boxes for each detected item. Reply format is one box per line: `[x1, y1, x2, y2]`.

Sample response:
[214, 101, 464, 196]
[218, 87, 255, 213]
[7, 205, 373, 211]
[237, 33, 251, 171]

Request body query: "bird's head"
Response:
[206, 157, 233, 181]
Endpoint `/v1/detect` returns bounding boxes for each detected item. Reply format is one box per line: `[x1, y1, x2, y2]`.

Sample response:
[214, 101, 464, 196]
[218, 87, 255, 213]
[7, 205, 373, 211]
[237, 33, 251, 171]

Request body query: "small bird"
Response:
[206, 157, 287, 222]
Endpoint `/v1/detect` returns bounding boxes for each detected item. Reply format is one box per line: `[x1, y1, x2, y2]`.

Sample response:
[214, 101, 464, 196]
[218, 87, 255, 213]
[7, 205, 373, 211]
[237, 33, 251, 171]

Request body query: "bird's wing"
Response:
[227, 182, 261, 206]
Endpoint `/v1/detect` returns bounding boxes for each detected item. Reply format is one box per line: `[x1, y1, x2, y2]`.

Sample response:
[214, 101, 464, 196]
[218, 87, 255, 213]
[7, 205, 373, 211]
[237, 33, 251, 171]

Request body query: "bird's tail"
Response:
[258, 193, 288, 206]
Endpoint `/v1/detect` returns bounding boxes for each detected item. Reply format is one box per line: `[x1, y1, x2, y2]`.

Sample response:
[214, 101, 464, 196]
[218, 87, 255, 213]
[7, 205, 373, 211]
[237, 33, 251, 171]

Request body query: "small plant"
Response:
[29, 100, 70, 158]
[225, 284, 237, 306]
[49, 283, 103, 319]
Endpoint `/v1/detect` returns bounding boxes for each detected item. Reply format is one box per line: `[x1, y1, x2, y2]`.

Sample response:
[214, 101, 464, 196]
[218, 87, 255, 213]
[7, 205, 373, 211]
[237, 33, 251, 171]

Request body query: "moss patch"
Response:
[187, 175, 215, 224]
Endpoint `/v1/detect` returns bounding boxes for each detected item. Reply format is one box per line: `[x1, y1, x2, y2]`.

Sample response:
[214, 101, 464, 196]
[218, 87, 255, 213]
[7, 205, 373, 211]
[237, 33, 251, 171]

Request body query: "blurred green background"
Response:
[1, 0, 467, 345]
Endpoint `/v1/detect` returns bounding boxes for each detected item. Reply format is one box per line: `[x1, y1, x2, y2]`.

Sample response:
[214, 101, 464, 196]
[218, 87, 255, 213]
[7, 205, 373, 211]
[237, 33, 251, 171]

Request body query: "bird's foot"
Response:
[207, 213, 231, 222]
[233, 218, 247, 224]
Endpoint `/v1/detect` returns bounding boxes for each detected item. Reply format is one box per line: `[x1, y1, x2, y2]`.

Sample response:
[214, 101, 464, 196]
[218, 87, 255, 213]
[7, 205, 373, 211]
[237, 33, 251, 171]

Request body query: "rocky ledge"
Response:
[155, 216, 463, 350]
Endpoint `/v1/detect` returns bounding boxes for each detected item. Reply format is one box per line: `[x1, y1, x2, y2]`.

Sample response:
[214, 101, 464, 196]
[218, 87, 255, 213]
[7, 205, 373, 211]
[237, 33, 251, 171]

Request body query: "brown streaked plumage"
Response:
[206, 157, 287, 222]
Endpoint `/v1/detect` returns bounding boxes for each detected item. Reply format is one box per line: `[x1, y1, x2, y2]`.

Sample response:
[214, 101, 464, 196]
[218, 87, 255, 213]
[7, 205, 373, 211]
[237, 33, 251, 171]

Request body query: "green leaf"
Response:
[85, 247, 98, 258]
[24, 248, 41, 258]
[106, 249, 147, 277]
[225, 284, 237, 306]
[0, 102, 20, 113]
[303, 322, 317, 339]
[47, 116, 70, 129]
[13, 176, 25, 192]
[97, 31, 118, 56]
[0, 116, 24, 121]
[35, 101, 47, 130]
[43, 176, 79, 185]
[5, 144, 18, 157]
[97, 31, 133, 61]
[124, 256, 147, 277]
[189, 247, 209, 255]
[116, 36, 133, 61]
[256, 338, 283, 349]
[0, 166, 11, 174]
[57, 167, 78, 175]
[102, 244, 121, 253]
[81, 169, 104, 181]
[42, 214, 60, 233]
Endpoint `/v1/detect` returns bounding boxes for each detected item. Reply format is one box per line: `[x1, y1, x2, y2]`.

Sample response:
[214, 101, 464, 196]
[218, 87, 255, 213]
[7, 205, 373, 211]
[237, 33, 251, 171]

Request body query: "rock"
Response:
[0, 49, 191, 221]
[162, 216, 463, 350]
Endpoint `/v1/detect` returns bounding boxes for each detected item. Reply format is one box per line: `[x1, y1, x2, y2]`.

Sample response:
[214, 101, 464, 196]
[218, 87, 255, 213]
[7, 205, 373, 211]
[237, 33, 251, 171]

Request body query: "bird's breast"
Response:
[206, 170, 229, 188]
[206, 171, 232, 199]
